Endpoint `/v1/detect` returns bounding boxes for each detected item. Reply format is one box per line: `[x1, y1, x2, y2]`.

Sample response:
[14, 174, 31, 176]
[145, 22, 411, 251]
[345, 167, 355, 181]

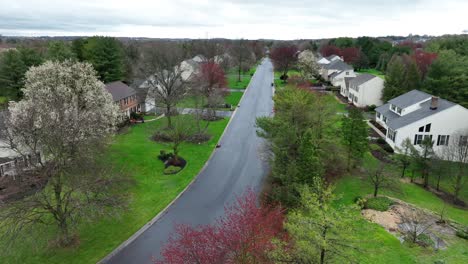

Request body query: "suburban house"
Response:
[375, 90, 468, 157]
[330, 69, 356, 95]
[321, 60, 353, 81]
[105, 81, 140, 117]
[347, 74, 384, 107]
[318, 54, 342, 65]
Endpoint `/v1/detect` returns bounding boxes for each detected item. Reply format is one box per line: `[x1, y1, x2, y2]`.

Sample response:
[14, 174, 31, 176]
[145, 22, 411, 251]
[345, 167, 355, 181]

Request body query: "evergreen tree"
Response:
[341, 108, 368, 170]
[82, 36, 124, 83]
[46, 41, 76, 62]
[404, 59, 421, 91]
[0, 50, 26, 98]
[382, 55, 406, 102]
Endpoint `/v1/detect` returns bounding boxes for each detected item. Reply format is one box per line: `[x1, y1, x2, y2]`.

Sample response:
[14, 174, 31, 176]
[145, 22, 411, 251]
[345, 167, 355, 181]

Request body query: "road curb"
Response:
[98, 60, 263, 264]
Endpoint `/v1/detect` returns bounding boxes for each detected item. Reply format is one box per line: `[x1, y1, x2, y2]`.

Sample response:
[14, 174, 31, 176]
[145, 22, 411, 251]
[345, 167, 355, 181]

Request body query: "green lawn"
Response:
[225, 92, 243, 107]
[1, 116, 229, 264]
[227, 66, 257, 90]
[333, 153, 468, 263]
[357, 68, 385, 79]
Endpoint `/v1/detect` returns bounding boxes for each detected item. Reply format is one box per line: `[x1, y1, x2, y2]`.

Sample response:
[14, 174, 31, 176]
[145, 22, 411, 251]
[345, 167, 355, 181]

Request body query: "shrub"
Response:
[370, 144, 383, 151]
[164, 165, 182, 175]
[158, 150, 174, 162]
[417, 233, 434, 247]
[355, 197, 367, 209]
[368, 105, 377, 112]
[382, 144, 395, 153]
[456, 229, 468, 240]
[377, 138, 386, 144]
[365, 197, 394, 211]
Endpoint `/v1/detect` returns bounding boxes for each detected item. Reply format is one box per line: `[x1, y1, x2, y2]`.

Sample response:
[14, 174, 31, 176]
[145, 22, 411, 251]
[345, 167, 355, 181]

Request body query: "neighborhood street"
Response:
[104, 59, 274, 264]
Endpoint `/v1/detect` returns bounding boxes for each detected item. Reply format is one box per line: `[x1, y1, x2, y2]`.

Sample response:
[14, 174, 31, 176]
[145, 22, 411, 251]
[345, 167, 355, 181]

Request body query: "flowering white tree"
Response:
[297, 50, 319, 80]
[0, 61, 129, 246]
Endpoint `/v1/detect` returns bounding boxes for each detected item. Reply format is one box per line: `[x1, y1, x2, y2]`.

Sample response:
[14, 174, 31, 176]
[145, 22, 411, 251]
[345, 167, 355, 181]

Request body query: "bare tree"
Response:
[0, 61, 129, 246]
[367, 164, 398, 197]
[229, 39, 253, 82]
[411, 137, 435, 188]
[141, 43, 188, 128]
[399, 208, 433, 245]
[394, 138, 415, 178]
[441, 131, 468, 202]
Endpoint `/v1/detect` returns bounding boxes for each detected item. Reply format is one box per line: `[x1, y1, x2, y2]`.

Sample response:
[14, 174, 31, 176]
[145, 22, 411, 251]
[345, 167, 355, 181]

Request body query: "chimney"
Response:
[430, 96, 439, 110]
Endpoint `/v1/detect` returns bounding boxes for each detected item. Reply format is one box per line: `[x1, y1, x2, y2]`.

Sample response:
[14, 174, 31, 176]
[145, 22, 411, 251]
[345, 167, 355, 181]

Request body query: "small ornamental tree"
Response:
[297, 50, 319, 79]
[156, 190, 285, 264]
[394, 138, 415, 178]
[270, 45, 298, 81]
[412, 50, 437, 79]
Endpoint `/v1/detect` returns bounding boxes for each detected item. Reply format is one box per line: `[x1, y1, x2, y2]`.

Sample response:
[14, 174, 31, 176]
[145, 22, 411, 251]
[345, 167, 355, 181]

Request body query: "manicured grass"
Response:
[225, 92, 243, 107]
[227, 66, 257, 90]
[357, 68, 385, 79]
[333, 153, 468, 263]
[1, 116, 229, 264]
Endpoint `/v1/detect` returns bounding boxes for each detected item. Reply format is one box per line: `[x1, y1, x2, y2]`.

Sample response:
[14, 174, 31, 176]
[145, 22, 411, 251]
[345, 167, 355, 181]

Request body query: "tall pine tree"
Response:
[341, 108, 368, 171]
[382, 55, 406, 102]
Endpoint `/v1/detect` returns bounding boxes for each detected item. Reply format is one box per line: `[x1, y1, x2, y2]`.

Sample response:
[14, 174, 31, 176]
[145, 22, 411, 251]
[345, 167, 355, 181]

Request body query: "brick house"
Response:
[105, 81, 140, 116]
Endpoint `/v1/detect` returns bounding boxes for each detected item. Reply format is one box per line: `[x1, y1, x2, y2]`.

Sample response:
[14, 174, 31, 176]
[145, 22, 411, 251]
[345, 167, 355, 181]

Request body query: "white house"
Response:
[330, 70, 356, 96]
[375, 90, 468, 158]
[347, 74, 384, 107]
[321, 60, 353, 81]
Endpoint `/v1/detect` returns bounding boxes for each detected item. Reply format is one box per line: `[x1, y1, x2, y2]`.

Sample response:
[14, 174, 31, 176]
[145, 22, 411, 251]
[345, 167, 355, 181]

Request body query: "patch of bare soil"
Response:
[362, 198, 458, 250]
[0, 170, 48, 204]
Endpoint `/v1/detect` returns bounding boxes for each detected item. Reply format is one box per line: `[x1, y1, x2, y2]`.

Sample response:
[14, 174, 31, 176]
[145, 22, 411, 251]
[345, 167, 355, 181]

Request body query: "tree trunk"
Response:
[401, 165, 407, 178]
[423, 170, 429, 188]
[374, 185, 379, 197]
[320, 226, 328, 264]
[166, 105, 172, 128]
[436, 173, 442, 191]
[59, 219, 71, 245]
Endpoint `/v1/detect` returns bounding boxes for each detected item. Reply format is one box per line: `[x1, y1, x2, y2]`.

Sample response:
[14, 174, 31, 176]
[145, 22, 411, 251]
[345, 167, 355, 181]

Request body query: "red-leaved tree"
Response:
[341, 47, 360, 65]
[270, 45, 298, 79]
[319, 45, 342, 57]
[193, 61, 228, 118]
[412, 50, 437, 78]
[156, 190, 285, 264]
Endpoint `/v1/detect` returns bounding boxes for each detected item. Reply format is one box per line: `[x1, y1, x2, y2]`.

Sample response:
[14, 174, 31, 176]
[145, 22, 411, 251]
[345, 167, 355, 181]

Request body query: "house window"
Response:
[376, 112, 381, 119]
[424, 135, 433, 142]
[383, 116, 387, 123]
[346, 72, 349, 75]
[354, 97, 358, 103]
[388, 129, 397, 142]
[437, 135, 450, 146]
[414, 134, 423, 145]
[396, 107, 402, 114]
[425, 123, 431, 132]
[390, 104, 395, 111]
[418, 126, 424, 132]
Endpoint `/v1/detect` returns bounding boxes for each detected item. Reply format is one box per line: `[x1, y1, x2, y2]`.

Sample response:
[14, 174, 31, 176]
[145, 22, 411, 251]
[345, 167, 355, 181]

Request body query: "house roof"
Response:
[344, 77, 355, 89]
[388, 89, 431, 108]
[376, 91, 458, 130]
[349, 74, 377, 87]
[324, 60, 353, 71]
[105, 81, 137, 102]
[326, 55, 340, 61]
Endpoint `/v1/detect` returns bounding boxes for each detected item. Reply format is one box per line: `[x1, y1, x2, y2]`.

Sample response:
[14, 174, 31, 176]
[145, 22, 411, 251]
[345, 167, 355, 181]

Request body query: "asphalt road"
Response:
[104, 58, 274, 264]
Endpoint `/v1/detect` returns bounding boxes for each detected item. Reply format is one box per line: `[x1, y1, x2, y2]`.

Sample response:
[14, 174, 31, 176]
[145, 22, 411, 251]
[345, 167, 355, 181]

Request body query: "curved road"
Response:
[103, 59, 274, 264]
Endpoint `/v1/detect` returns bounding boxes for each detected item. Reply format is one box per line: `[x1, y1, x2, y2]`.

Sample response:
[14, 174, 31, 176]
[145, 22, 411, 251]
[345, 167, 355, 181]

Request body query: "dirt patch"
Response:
[0, 170, 49, 204]
[361, 198, 458, 249]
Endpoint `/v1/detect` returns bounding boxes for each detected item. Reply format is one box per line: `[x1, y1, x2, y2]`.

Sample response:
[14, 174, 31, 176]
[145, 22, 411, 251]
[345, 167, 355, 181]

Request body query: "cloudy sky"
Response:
[0, 0, 466, 39]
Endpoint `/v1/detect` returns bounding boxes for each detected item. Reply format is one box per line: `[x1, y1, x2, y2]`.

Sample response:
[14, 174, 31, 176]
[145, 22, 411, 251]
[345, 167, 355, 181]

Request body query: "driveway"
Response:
[103, 58, 274, 264]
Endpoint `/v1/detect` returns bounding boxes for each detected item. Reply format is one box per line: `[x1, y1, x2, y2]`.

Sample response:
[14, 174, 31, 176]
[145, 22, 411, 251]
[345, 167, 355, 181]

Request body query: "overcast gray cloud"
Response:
[0, 0, 466, 39]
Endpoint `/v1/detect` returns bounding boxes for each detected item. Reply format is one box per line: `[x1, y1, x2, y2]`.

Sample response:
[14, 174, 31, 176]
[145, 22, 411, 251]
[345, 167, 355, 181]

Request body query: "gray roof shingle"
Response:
[349, 74, 377, 87]
[388, 89, 431, 108]
[324, 60, 353, 71]
[105, 81, 137, 102]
